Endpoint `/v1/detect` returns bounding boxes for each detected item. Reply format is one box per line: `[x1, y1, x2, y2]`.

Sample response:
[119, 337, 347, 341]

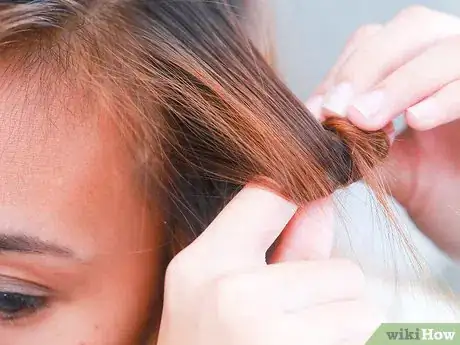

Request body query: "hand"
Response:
[157, 186, 381, 345]
[306, 6, 460, 257]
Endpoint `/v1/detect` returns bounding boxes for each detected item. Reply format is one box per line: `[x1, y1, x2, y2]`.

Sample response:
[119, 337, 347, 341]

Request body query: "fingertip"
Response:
[346, 89, 394, 130]
[322, 82, 355, 118]
[305, 95, 325, 121]
[347, 105, 392, 131]
[271, 198, 335, 262]
[405, 98, 441, 131]
[307, 197, 335, 222]
[207, 184, 299, 258]
[237, 183, 298, 214]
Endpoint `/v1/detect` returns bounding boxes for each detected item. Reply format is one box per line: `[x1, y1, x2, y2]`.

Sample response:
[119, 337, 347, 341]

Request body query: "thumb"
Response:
[270, 197, 334, 263]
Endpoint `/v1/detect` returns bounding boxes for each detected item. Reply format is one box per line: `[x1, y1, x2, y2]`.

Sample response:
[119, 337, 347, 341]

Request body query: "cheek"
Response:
[43, 159, 162, 343]
[53, 139, 163, 343]
[0, 124, 164, 343]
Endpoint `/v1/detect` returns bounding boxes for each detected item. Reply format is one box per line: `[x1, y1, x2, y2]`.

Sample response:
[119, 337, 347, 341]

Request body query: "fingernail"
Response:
[305, 95, 324, 120]
[349, 89, 385, 119]
[322, 82, 355, 117]
[407, 98, 440, 130]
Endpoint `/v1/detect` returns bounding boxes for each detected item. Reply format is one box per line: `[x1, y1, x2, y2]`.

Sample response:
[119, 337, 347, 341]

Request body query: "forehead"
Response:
[0, 60, 154, 256]
[0, 62, 114, 200]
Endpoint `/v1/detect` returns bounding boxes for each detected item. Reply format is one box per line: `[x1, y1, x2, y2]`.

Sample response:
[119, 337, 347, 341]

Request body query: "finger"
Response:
[193, 185, 297, 266]
[314, 24, 384, 95]
[270, 197, 334, 263]
[347, 37, 460, 130]
[220, 259, 365, 313]
[306, 24, 383, 119]
[406, 79, 460, 130]
[322, 6, 460, 117]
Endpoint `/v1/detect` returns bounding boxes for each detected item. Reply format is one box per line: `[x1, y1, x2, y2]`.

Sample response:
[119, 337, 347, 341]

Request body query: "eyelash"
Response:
[0, 292, 48, 321]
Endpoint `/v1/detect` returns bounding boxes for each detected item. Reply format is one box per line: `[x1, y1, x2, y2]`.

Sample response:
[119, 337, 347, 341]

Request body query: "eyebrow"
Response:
[0, 234, 75, 258]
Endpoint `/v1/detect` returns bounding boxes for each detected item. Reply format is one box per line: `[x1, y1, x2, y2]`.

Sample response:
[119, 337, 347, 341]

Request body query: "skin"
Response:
[0, 63, 162, 344]
[0, 39, 380, 345]
[6, 5, 457, 344]
[306, 6, 460, 259]
[0, 62, 380, 344]
[0, 58, 381, 344]
[158, 189, 381, 345]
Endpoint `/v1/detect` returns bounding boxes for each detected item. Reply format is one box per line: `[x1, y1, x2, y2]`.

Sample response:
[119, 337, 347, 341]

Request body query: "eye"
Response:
[0, 275, 50, 322]
[0, 292, 47, 320]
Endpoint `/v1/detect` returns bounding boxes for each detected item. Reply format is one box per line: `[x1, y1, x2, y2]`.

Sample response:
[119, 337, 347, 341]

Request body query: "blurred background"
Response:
[269, 0, 460, 319]
[274, 0, 460, 99]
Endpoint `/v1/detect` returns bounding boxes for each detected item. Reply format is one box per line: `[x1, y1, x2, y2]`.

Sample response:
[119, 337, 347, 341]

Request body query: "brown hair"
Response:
[0, 0, 394, 332]
[0, 0, 392, 258]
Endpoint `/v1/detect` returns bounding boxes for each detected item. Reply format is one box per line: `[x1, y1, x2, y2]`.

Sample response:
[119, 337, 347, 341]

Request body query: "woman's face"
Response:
[0, 66, 162, 344]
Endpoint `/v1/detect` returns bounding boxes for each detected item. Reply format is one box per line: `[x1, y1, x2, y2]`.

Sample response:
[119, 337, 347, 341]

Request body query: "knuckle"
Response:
[164, 258, 183, 285]
[165, 250, 196, 285]
[334, 69, 352, 84]
[397, 5, 433, 20]
[354, 23, 383, 38]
